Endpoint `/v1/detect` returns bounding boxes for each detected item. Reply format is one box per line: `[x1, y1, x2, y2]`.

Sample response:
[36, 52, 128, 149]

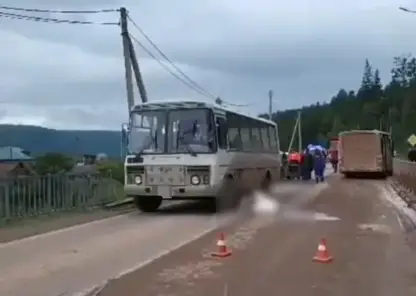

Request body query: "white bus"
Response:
[338, 129, 394, 178]
[123, 100, 281, 212]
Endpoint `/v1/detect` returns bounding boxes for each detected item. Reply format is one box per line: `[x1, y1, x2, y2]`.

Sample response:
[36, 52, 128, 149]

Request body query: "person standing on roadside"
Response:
[301, 149, 312, 180]
[313, 149, 326, 183]
[329, 148, 338, 173]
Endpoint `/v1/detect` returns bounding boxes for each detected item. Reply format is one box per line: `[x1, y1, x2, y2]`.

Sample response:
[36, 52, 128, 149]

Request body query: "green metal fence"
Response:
[0, 173, 125, 223]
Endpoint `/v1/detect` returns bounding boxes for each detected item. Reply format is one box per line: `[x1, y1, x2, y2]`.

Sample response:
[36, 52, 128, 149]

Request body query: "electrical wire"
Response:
[127, 14, 216, 100]
[0, 5, 249, 106]
[129, 33, 216, 99]
[0, 11, 119, 25]
[0, 5, 118, 14]
[127, 14, 250, 107]
[399, 7, 416, 14]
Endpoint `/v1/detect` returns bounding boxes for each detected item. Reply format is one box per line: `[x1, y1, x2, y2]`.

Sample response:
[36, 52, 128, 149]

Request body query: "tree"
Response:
[357, 59, 374, 99]
[257, 54, 416, 153]
[34, 153, 74, 175]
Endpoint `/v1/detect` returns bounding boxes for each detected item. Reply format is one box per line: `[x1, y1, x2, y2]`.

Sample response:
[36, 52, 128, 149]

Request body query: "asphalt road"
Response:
[3, 168, 416, 296]
[0, 180, 325, 296]
[0, 201, 230, 296]
[92, 176, 416, 296]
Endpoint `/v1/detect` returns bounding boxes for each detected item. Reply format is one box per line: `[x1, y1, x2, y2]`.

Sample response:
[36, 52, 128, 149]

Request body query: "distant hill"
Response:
[0, 125, 122, 158]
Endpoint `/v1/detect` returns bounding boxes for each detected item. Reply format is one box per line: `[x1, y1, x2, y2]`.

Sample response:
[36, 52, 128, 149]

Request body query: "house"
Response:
[0, 146, 33, 163]
[0, 162, 34, 178]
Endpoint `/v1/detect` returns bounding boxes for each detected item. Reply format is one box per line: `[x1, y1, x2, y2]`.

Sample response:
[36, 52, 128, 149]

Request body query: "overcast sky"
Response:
[1, 0, 416, 130]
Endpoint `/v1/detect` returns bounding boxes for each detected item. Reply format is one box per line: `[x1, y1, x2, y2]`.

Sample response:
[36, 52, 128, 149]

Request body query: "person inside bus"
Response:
[177, 120, 213, 153]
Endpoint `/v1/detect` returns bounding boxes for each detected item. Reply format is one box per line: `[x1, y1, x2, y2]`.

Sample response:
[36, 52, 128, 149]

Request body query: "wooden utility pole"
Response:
[120, 7, 135, 114]
[268, 90, 273, 120]
[119, 7, 148, 115]
[297, 110, 302, 152]
[119, 7, 149, 159]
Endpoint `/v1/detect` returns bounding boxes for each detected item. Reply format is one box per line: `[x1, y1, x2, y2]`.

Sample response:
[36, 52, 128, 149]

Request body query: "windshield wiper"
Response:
[131, 133, 157, 162]
[177, 136, 197, 157]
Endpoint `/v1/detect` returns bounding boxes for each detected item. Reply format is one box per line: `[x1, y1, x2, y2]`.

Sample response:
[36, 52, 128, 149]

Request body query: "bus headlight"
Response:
[190, 175, 201, 185]
[134, 175, 143, 185]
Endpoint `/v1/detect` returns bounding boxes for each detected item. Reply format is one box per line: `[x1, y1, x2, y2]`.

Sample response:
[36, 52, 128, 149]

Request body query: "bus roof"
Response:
[132, 99, 276, 126]
[338, 129, 391, 136]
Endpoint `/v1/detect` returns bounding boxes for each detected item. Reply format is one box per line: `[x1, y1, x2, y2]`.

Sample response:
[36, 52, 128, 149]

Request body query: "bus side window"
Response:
[216, 117, 228, 149]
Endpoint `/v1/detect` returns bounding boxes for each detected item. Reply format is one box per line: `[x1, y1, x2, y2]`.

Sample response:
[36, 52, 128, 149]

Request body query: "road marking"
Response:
[73, 214, 233, 296]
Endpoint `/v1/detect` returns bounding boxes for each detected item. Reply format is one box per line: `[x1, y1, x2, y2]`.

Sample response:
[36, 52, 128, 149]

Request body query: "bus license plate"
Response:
[158, 186, 172, 199]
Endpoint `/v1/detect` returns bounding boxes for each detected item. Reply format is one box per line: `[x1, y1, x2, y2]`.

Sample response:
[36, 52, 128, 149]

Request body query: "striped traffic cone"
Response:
[211, 232, 232, 258]
[312, 238, 333, 263]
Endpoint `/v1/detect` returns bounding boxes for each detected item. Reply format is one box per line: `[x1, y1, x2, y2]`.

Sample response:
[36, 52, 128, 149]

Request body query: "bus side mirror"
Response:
[121, 123, 129, 145]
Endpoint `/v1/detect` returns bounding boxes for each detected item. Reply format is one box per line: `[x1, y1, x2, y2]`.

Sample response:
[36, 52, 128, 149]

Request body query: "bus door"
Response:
[214, 114, 228, 150]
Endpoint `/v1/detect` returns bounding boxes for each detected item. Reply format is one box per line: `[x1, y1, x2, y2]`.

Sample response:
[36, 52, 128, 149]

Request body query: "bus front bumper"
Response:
[124, 184, 219, 200]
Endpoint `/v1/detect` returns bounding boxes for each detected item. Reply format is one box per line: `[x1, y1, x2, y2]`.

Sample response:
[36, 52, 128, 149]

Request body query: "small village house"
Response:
[0, 146, 34, 178]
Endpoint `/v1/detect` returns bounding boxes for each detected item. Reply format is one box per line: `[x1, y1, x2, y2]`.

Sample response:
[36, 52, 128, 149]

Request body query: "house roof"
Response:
[0, 162, 33, 178]
[0, 146, 32, 161]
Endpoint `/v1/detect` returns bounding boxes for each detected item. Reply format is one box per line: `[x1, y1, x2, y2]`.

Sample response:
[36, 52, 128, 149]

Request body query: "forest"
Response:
[265, 54, 416, 153]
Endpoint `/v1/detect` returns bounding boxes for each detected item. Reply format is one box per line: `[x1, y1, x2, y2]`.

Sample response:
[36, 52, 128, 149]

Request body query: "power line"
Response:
[399, 7, 416, 14]
[0, 5, 247, 106]
[129, 33, 215, 99]
[126, 13, 216, 100]
[0, 5, 118, 14]
[0, 11, 119, 25]
[125, 14, 249, 107]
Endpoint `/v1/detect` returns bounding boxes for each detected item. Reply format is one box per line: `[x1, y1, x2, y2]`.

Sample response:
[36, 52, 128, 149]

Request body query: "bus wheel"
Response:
[261, 171, 272, 191]
[216, 175, 241, 212]
[134, 196, 162, 212]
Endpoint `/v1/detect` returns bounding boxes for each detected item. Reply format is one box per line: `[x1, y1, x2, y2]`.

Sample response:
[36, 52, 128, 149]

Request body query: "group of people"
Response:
[283, 145, 338, 183]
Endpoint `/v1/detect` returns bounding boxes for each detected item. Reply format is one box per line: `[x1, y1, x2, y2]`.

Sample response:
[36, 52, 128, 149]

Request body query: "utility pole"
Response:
[119, 7, 148, 115]
[120, 7, 135, 115]
[297, 111, 302, 152]
[287, 115, 299, 152]
[128, 29, 148, 103]
[119, 7, 149, 159]
[268, 89, 273, 120]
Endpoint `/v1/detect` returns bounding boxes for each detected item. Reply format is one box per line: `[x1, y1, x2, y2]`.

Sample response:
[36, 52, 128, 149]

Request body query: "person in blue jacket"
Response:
[313, 149, 326, 183]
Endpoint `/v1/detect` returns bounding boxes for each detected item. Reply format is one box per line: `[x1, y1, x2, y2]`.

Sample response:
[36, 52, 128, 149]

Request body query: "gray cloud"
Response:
[1, 0, 416, 130]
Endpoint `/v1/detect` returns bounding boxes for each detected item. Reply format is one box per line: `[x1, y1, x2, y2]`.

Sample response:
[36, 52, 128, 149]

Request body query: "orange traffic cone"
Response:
[211, 232, 232, 258]
[313, 238, 333, 263]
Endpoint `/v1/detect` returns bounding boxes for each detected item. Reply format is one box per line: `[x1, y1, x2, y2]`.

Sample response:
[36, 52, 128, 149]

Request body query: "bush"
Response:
[96, 161, 124, 183]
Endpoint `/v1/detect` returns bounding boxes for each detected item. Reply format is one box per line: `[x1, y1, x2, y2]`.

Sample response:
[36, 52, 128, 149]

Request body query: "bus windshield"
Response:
[168, 109, 215, 154]
[128, 110, 166, 154]
[128, 108, 216, 154]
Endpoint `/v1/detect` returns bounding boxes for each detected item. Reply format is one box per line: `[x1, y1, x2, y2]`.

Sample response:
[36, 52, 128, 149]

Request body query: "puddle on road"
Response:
[252, 191, 340, 222]
[358, 223, 391, 235]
